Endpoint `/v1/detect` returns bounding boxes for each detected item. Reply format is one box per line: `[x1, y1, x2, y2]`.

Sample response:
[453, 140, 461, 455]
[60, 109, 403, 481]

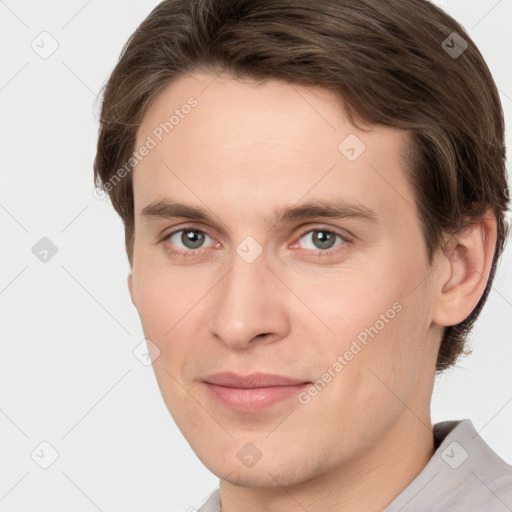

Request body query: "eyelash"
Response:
[161, 225, 351, 259]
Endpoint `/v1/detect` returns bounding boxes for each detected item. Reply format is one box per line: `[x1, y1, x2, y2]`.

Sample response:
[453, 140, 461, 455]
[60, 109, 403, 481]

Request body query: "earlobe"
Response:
[432, 212, 497, 327]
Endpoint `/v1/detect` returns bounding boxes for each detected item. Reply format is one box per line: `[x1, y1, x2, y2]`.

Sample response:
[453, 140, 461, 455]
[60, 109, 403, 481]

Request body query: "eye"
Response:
[164, 228, 216, 255]
[295, 228, 347, 254]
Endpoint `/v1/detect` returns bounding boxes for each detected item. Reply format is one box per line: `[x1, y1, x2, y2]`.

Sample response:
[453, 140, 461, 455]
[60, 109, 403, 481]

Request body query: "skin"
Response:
[127, 72, 497, 511]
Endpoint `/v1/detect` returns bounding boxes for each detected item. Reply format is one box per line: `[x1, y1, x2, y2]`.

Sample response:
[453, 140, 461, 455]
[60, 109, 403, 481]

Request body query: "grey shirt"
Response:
[197, 419, 512, 511]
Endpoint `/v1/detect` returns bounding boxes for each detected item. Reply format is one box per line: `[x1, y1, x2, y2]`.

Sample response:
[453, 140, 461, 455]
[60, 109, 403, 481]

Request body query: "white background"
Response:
[0, 1, 511, 510]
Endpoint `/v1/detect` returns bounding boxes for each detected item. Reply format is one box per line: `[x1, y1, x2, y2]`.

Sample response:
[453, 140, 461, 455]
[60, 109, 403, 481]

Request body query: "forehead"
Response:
[132, 72, 415, 225]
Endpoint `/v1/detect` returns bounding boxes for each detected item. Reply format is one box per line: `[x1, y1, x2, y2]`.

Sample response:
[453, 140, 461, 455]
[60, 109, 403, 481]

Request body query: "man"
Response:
[94, 0, 512, 510]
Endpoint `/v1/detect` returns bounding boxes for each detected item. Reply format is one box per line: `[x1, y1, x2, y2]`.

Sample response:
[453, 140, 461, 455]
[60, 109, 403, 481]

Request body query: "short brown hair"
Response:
[94, 0, 509, 372]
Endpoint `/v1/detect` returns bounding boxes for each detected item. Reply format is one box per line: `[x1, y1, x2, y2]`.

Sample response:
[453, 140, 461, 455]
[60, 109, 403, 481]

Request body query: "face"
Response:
[128, 72, 443, 488]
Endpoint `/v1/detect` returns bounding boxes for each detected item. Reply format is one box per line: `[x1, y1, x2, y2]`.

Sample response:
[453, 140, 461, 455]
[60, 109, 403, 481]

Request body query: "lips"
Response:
[202, 372, 311, 412]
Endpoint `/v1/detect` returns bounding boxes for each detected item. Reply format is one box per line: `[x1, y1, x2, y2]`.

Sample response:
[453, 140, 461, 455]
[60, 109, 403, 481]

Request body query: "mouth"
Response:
[201, 372, 311, 413]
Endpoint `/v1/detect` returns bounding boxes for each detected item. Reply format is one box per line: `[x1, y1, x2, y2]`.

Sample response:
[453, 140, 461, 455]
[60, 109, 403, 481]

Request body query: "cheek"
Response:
[344, 283, 433, 418]
[132, 258, 201, 334]
[303, 253, 432, 402]
[302, 301, 427, 441]
[131, 275, 190, 384]
[295, 269, 403, 355]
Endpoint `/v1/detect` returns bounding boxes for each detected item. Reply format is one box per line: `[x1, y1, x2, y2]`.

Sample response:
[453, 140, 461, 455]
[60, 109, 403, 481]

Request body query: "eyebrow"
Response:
[140, 198, 378, 228]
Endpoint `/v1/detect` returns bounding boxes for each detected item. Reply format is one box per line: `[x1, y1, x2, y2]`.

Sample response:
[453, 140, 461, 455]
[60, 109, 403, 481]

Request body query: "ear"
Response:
[127, 272, 136, 307]
[432, 211, 498, 327]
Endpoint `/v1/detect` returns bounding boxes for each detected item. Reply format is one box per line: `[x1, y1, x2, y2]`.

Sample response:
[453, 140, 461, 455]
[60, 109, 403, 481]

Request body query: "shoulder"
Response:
[385, 419, 512, 512]
[432, 419, 512, 510]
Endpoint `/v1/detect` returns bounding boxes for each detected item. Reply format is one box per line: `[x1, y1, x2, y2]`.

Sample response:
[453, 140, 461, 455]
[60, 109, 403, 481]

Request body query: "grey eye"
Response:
[169, 229, 212, 250]
[299, 230, 344, 251]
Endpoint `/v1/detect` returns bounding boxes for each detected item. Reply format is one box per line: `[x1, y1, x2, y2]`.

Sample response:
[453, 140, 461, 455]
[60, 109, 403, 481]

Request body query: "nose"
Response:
[206, 252, 290, 350]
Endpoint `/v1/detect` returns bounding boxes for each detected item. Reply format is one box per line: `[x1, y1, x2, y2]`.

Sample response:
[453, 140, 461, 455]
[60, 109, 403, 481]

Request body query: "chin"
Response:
[214, 463, 303, 489]
[223, 470, 279, 488]
[196, 444, 322, 490]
